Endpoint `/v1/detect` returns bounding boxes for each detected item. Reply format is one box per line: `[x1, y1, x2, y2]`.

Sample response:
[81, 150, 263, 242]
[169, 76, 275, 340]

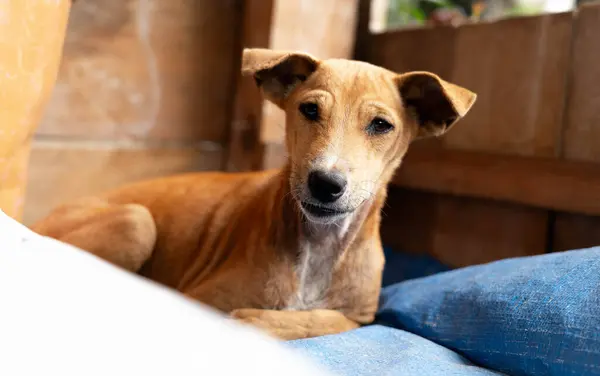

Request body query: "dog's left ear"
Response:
[242, 48, 320, 108]
[396, 71, 477, 138]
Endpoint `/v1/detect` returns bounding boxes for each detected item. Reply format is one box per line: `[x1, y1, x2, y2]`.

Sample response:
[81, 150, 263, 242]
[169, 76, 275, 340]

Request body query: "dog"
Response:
[32, 48, 476, 340]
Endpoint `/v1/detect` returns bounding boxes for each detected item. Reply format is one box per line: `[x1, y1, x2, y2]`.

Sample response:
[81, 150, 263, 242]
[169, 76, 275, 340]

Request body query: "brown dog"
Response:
[32, 48, 476, 340]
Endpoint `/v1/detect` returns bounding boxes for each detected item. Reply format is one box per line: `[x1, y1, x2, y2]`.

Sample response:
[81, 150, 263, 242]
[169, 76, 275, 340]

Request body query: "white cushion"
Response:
[0, 211, 331, 376]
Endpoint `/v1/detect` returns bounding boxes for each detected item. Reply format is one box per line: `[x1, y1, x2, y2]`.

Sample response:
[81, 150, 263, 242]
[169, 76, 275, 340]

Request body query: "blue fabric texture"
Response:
[378, 247, 600, 376]
[381, 247, 450, 287]
[289, 325, 501, 376]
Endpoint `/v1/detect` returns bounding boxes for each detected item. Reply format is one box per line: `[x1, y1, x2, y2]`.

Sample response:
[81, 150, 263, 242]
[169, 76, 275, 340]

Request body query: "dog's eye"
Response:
[367, 117, 394, 135]
[299, 102, 319, 121]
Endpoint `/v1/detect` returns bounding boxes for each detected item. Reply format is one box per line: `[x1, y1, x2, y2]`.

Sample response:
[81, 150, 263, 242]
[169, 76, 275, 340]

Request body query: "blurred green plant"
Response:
[386, 0, 549, 29]
[387, 0, 426, 27]
[505, 3, 544, 16]
[387, 0, 478, 28]
[387, 0, 470, 28]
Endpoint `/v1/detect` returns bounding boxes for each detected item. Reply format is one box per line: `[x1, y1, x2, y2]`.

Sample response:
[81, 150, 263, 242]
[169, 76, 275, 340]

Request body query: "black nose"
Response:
[308, 170, 347, 203]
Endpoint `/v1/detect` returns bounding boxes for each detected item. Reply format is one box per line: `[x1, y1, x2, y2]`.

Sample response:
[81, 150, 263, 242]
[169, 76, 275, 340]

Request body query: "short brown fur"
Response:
[32, 49, 476, 340]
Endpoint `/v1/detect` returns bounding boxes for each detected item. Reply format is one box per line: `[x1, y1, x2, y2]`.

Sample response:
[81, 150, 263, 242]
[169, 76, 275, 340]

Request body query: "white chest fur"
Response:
[286, 243, 337, 310]
[285, 218, 352, 311]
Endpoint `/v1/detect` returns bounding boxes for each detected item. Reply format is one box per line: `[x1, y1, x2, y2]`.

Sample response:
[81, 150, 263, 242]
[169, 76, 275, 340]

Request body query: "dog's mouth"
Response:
[300, 201, 352, 219]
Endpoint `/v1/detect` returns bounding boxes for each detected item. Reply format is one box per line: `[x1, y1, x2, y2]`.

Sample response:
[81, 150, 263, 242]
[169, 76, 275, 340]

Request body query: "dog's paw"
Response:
[229, 309, 292, 339]
[229, 309, 269, 331]
[229, 308, 264, 320]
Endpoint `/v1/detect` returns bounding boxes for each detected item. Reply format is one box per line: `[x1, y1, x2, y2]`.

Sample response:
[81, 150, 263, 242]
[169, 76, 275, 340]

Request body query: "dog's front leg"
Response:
[230, 308, 361, 340]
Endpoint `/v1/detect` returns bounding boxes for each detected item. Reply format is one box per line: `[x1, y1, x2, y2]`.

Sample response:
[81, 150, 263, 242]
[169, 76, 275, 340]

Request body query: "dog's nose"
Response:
[308, 170, 347, 203]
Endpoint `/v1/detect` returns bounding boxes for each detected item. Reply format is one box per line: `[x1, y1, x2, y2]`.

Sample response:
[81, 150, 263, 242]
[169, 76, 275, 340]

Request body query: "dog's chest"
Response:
[285, 244, 338, 310]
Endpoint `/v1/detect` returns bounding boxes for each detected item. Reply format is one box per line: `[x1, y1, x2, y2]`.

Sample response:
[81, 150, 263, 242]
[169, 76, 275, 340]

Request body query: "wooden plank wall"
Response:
[554, 4, 600, 252]
[372, 3, 600, 266]
[25, 0, 243, 224]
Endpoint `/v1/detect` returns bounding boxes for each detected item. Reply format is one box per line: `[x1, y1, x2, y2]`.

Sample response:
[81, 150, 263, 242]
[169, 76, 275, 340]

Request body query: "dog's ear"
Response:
[242, 48, 320, 108]
[396, 71, 476, 138]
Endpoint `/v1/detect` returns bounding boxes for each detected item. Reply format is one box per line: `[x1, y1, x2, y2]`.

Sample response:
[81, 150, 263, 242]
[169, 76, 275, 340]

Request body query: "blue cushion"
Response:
[377, 247, 600, 376]
[382, 247, 450, 287]
[289, 325, 500, 376]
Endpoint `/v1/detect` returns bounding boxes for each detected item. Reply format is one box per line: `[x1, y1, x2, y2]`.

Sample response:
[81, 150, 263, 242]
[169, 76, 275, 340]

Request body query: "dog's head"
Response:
[243, 48, 476, 224]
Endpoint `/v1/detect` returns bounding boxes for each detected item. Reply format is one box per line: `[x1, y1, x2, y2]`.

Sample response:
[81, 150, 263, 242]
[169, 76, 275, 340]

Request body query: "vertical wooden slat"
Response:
[226, 0, 274, 172]
[553, 2, 600, 252]
[353, 0, 375, 61]
[562, 3, 600, 162]
[445, 12, 573, 156]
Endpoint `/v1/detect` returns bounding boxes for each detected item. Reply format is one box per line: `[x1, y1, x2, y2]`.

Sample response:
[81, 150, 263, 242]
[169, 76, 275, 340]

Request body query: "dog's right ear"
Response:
[242, 48, 320, 108]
